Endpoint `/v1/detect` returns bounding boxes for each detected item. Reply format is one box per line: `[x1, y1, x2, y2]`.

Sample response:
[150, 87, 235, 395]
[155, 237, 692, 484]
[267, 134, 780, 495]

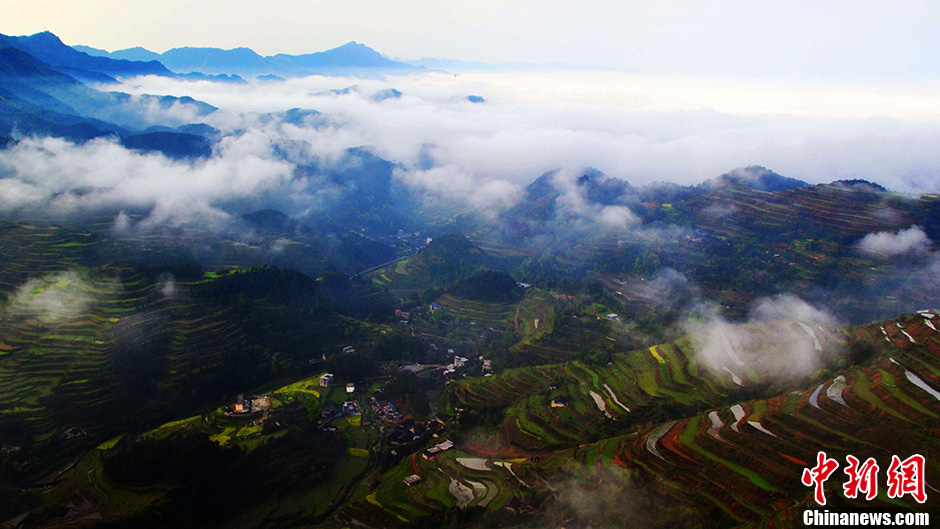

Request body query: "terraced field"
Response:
[456, 333, 738, 450]
[333, 445, 524, 528]
[611, 312, 940, 524]
[0, 222, 98, 290]
[368, 234, 495, 295]
[511, 291, 555, 342]
[506, 306, 617, 364]
[465, 316, 846, 445]
[680, 185, 917, 242]
[0, 222, 376, 479]
[0, 265, 153, 473]
[435, 294, 516, 330]
[445, 312, 940, 525]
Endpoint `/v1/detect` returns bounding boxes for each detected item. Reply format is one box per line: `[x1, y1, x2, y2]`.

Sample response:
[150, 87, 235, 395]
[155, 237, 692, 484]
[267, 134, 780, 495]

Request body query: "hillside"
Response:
[369, 233, 498, 293]
[0, 221, 380, 479]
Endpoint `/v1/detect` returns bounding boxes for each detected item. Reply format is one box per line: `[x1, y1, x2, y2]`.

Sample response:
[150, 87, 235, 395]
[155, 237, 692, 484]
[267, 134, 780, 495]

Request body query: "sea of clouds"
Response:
[1, 70, 939, 227]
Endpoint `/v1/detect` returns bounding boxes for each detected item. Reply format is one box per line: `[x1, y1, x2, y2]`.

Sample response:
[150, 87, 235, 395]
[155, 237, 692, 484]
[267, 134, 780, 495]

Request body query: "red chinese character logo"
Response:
[886, 454, 927, 503]
[802, 451, 840, 505]
[843, 455, 879, 500]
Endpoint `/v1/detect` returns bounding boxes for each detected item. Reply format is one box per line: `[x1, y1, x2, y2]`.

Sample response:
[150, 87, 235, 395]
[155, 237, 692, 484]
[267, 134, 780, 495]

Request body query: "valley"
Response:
[0, 26, 938, 529]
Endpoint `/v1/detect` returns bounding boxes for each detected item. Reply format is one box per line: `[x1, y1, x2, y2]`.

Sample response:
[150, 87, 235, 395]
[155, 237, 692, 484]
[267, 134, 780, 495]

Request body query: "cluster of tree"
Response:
[0, 451, 39, 520]
[200, 266, 330, 314]
[102, 431, 240, 486]
[450, 270, 523, 302]
[384, 372, 431, 417]
[371, 332, 429, 363]
[418, 233, 498, 288]
[327, 351, 378, 382]
[99, 426, 343, 528]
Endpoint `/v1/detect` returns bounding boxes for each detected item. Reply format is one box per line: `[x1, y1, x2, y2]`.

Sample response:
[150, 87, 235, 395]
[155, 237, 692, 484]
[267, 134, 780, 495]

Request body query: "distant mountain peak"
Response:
[1, 30, 171, 77]
[27, 30, 62, 43]
[705, 165, 808, 192]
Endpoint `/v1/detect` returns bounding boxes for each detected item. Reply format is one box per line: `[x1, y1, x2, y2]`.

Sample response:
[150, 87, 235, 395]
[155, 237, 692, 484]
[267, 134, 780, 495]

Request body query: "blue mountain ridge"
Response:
[80, 39, 419, 77]
[0, 31, 170, 78]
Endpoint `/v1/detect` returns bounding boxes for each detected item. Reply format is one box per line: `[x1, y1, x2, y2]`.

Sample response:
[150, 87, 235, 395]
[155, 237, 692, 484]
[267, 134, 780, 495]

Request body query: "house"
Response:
[232, 394, 248, 413]
[342, 401, 361, 416]
[346, 383, 356, 394]
[429, 302, 441, 313]
[551, 396, 569, 408]
[342, 345, 356, 354]
[320, 402, 342, 420]
[482, 359, 492, 372]
[403, 474, 423, 487]
[424, 439, 455, 458]
[606, 313, 620, 321]
[63, 427, 87, 440]
[320, 373, 334, 387]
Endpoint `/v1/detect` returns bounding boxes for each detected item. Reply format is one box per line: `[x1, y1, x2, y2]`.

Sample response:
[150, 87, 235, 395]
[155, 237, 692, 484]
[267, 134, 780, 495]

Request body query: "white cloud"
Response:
[858, 225, 932, 256]
[393, 164, 520, 213]
[685, 294, 841, 382]
[5, 271, 118, 324]
[114, 71, 940, 197]
[0, 134, 294, 228]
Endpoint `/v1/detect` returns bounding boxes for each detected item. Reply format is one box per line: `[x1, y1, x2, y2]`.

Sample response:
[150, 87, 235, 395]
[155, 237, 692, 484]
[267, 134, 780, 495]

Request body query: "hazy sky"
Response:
[3, 0, 939, 77]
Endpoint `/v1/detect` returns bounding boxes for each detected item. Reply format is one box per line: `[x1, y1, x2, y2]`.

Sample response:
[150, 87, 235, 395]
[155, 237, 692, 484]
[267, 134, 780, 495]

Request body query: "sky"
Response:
[3, 0, 940, 78]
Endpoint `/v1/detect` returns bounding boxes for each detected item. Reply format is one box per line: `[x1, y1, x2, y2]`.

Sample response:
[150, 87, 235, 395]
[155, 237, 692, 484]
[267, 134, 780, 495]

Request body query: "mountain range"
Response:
[74, 39, 419, 77]
[0, 42, 221, 150]
[0, 31, 170, 81]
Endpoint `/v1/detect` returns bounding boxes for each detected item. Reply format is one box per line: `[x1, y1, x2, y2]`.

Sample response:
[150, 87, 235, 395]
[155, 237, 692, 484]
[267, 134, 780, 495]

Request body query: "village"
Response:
[220, 329, 487, 453]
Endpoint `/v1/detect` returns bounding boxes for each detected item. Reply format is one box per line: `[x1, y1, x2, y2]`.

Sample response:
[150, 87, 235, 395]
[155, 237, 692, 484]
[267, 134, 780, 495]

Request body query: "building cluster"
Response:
[229, 394, 272, 415]
[370, 396, 402, 422]
[342, 400, 361, 416]
[387, 416, 446, 447]
[443, 354, 470, 376]
[387, 418, 427, 445]
[395, 309, 411, 322]
[320, 399, 362, 424]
